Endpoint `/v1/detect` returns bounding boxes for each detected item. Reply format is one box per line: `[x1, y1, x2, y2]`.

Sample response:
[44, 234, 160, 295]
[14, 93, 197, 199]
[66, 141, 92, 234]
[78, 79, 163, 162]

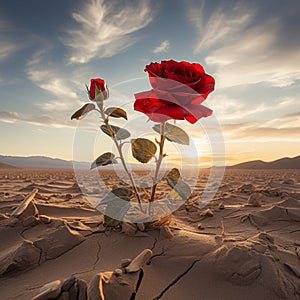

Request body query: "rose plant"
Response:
[71, 60, 215, 227]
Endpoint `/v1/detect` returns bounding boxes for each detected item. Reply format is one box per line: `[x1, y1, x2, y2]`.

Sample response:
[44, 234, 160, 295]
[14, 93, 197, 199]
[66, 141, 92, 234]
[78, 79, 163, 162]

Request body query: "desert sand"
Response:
[0, 168, 299, 299]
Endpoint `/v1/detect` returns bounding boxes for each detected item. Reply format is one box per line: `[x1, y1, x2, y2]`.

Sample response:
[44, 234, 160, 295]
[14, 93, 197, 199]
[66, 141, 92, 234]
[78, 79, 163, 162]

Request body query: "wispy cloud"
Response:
[38, 100, 83, 112]
[232, 126, 300, 141]
[263, 111, 300, 129]
[209, 95, 298, 122]
[0, 41, 17, 62]
[23, 48, 88, 128]
[0, 17, 28, 62]
[189, 2, 254, 53]
[27, 69, 78, 99]
[152, 40, 170, 54]
[207, 93, 300, 143]
[26, 48, 78, 99]
[221, 115, 300, 142]
[189, 1, 300, 88]
[0, 111, 19, 123]
[205, 19, 300, 88]
[0, 110, 74, 128]
[62, 0, 155, 64]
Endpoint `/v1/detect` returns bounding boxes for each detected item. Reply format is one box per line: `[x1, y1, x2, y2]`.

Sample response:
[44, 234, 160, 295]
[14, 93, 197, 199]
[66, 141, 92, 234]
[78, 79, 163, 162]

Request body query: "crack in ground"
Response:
[151, 237, 158, 251]
[20, 225, 33, 240]
[130, 236, 162, 298]
[72, 239, 102, 277]
[92, 240, 102, 270]
[147, 250, 165, 265]
[152, 259, 202, 300]
[130, 269, 144, 300]
[83, 227, 106, 237]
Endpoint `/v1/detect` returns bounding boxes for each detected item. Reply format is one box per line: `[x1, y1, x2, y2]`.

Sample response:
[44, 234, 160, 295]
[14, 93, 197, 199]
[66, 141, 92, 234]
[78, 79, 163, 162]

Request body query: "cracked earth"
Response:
[0, 169, 300, 299]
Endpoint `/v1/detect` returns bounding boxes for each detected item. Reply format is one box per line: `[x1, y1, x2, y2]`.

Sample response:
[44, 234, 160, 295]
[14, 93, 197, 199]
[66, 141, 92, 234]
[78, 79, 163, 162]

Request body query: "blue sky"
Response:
[0, 0, 299, 165]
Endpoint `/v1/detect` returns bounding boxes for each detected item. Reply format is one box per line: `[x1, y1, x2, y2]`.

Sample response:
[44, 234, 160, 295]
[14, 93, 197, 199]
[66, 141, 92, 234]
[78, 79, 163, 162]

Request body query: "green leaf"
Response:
[166, 168, 191, 200]
[96, 188, 132, 227]
[153, 123, 189, 145]
[104, 201, 130, 227]
[71, 103, 95, 120]
[91, 152, 117, 169]
[169, 189, 183, 201]
[105, 107, 128, 120]
[97, 188, 132, 205]
[166, 168, 181, 183]
[131, 138, 157, 163]
[100, 124, 130, 140]
[110, 187, 133, 200]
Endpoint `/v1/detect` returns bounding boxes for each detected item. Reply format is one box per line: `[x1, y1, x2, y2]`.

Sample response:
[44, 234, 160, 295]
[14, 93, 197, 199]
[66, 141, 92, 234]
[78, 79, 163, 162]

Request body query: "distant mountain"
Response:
[0, 155, 155, 170]
[1, 155, 299, 170]
[0, 162, 17, 169]
[229, 155, 300, 169]
[0, 155, 89, 169]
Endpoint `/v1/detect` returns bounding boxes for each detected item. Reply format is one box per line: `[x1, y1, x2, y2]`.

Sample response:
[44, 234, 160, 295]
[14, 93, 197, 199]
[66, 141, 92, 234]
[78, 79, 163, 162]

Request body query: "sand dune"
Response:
[0, 168, 299, 299]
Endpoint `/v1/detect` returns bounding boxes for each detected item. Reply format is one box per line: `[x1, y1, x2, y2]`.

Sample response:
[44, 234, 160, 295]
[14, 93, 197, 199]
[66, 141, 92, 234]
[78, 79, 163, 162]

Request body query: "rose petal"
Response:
[192, 74, 215, 103]
[151, 105, 185, 122]
[134, 91, 186, 122]
[144, 60, 214, 99]
[89, 78, 107, 100]
[184, 104, 213, 124]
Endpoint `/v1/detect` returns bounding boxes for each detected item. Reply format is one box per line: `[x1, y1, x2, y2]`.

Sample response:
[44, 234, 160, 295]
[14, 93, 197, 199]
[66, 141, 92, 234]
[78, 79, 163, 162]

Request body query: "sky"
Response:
[0, 0, 299, 166]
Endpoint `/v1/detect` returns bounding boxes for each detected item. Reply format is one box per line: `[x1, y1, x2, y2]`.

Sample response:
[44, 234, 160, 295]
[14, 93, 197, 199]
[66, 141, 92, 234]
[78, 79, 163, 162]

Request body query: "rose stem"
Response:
[96, 106, 143, 210]
[150, 121, 166, 202]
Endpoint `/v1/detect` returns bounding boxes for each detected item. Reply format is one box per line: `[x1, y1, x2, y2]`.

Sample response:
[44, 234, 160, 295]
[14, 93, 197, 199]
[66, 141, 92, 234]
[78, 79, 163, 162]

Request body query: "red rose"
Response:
[88, 78, 109, 101]
[134, 89, 213, 124]
[134, 60, 215, 124]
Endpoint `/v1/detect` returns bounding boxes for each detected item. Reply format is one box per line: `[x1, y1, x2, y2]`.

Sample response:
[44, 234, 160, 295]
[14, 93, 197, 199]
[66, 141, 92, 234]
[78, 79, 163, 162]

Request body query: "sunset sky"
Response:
[0, 0, 299, 166]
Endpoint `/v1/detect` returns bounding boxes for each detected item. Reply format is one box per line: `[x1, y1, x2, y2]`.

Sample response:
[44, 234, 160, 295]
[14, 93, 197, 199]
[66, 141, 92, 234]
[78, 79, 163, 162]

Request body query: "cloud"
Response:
[220, 114, 300, 142]
[189, 2, 254, 53]
[152, 40, 170, 54]
[232, 126, 300, 141]
[205, 20, 300, 88]
[209, 95, 300, 143]
[26, 48, 79, 99]
[189, 1, 300, 88]
[0, 41, 17, 62]
[27, 67, 78, 99]
[0, 111, 19, 123]
[23, 48, 97, 129]
[0, 18, 24, 62]
[209, 94, 298, 122]
[38, 100, 83, 112]
[263, 111, 300, 129]
[62, 0, 155, 63]
[0, 110, 75, 128]
[0, 15, 35, 63]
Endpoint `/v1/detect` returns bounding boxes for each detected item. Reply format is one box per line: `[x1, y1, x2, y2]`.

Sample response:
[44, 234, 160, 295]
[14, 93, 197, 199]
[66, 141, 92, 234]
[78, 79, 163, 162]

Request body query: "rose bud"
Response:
[86, 78, 109, 104]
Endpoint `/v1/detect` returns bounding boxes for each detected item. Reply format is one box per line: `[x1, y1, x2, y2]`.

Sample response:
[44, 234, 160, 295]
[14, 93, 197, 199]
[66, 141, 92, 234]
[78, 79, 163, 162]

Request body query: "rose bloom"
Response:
[88, 78, 109, 101]
[134, 60, 215, 124]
